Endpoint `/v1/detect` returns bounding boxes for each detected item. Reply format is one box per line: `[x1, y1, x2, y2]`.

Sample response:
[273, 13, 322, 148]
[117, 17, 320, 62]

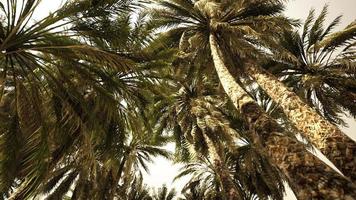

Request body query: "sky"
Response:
[29, 0, 356, 199]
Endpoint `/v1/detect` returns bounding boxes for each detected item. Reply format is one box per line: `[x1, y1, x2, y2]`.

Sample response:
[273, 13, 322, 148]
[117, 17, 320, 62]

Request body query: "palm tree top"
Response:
[269, 5, 356, 123]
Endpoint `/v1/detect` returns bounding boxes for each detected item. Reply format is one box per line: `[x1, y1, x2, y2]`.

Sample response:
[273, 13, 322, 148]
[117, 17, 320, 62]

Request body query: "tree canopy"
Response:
[0, 0, 355, 199]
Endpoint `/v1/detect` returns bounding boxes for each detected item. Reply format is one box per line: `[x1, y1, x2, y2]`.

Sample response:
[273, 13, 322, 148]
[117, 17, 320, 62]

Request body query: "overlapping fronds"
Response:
[1, 0, 354, 199]
[267, 6, 356, 124]
[0, 0, 173, 199]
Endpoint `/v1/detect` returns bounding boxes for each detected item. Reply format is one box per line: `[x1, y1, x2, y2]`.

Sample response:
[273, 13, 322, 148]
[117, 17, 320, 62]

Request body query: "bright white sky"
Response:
[29, 0, 356, 199]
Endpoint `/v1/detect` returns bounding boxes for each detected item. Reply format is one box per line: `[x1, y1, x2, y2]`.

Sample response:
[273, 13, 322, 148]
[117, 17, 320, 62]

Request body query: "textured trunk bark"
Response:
[241, 102, 356, 200]
[245, 64, 356, 183]
[214, 158, 241, 200]
[122, 152, 134, 194]
[209, 34, 356, 199]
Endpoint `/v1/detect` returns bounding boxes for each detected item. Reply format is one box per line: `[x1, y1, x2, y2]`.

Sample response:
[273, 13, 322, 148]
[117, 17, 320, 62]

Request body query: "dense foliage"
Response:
[0, 0, 355, 199]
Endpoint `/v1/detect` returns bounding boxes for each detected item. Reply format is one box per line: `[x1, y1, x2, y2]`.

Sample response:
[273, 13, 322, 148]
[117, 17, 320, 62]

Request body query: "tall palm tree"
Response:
[210, 30, 356, 198]
[264, 8, 355, 123]
[155, 79, 291, 200]
[152, 0, 356, 198]
[243, 6, 356, 182]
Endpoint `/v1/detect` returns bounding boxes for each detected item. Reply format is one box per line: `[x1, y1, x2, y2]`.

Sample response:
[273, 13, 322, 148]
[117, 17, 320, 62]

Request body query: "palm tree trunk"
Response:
[245, 64, 356, 183]
[204, 136, 242, 200]
[209, 34, 356, 198]
[122, 153, 135, 193]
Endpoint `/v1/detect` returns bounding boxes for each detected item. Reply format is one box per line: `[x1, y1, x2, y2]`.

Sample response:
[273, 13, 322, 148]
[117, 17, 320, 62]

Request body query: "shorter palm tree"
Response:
[232, 143, 285, 200]
[151, 78, 244, 199]
[153, 185, 177, 200]
[179, 182, 214, 200]
[125, 175, 152, 200]
[175, 156, 228, 200]
[37, 110, 170, 200]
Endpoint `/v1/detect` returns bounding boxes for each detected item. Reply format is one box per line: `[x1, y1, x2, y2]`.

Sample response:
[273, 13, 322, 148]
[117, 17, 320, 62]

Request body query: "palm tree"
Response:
[152, 0, 356, 198]
[153, 185, 177, 200]
[37, 7, 174, 199]
[119, 121, 171, 196]
[243, 6, 356, 182]
[210, 30, 356, 198]
[231, 143, 285, 200]
[0, 1, 169, 199]
[162, 81, 291, 200]
[179, 181, 215, 200]
[152, 79, 242, 199]
[175, 156, 231, 200]
[36, 108, 170, 200]
[175, 150, 273, 200]
[171, 87, 288, 200]
[126, 175, 153, 200]
[1, 1, 355, 199]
